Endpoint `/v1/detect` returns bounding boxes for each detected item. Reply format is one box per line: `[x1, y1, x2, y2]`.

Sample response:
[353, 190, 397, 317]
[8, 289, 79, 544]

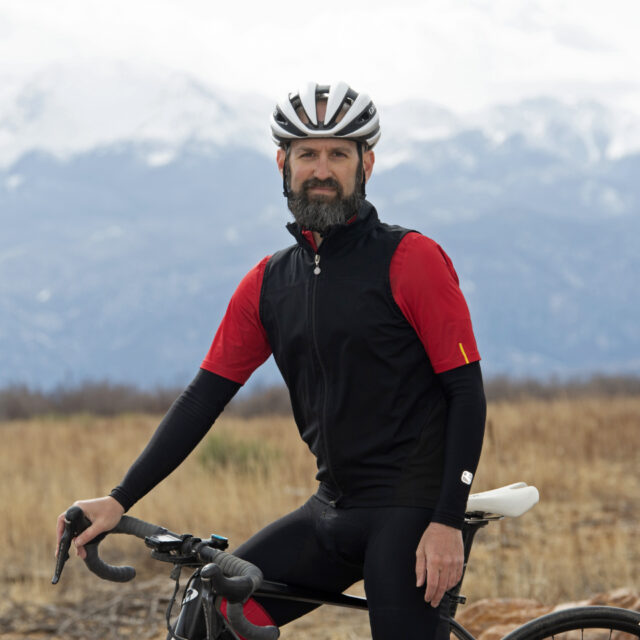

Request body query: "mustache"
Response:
[302, 177, 343, 195]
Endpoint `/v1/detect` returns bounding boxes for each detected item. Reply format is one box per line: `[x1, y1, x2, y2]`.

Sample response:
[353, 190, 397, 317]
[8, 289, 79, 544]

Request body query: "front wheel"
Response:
[503, 606, 640, 640]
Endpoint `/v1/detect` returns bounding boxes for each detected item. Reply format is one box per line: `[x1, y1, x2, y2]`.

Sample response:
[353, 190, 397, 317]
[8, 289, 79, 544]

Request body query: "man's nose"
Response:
[313, 154, 332, 180]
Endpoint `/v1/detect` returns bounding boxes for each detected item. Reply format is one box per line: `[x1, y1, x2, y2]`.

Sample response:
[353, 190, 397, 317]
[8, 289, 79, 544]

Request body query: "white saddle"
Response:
[466, 482, 539, 518]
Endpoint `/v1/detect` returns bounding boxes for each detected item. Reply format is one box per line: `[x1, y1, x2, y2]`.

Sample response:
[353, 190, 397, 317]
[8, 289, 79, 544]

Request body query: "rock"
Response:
[478, 622, 523, 640]
[552, 599, 592, 611]
[456, 598, 552, 638]
[456, 589, 639, 639]
[587, 587, 640, 610]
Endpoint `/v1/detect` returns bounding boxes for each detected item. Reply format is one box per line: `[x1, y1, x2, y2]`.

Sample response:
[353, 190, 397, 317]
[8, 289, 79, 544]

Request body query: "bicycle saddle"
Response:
[466, 482, 539, 517]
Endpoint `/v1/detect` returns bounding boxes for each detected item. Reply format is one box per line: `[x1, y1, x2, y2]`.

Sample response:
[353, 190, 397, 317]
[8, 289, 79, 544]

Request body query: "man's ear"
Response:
[363, 149, 375, 182]
[276, 148, 286, 177]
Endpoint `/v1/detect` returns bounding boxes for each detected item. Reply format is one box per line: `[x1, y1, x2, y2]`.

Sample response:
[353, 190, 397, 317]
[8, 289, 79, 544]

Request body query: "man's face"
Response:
[276, 137, 375, 233]
[285, 138, 361, 200]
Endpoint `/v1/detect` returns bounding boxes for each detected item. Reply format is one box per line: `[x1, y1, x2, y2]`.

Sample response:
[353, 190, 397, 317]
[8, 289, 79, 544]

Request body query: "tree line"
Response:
[1, 375, 639, 421]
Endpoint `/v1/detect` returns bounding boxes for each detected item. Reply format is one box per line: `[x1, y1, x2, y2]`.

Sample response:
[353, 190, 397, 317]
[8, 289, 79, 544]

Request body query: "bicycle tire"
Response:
[503, 606, 640, 640]
[449, 618, 477, 640]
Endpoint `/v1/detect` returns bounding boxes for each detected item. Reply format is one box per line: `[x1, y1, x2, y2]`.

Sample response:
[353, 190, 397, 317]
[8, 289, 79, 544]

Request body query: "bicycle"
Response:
[53, 482, 640, 640]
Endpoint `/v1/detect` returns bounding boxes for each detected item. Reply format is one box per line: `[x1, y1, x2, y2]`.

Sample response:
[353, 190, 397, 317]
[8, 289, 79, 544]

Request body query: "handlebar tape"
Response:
[112, 515, 172, 540]
[227, 602, 280, 640]
[199, 550, 280, 640]
[199, 546, 262, 601]
[84, 544, 136, 582]
[200, 562, 256, 603]
[81, 514, 170, 583]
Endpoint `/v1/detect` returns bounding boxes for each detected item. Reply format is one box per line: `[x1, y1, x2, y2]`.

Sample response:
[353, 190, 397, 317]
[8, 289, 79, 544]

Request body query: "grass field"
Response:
[1, 395, 638, 636]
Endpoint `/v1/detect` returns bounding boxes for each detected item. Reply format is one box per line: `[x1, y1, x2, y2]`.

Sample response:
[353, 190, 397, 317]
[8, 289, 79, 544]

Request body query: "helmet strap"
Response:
[357, 143, 366, 198]
[282, 145, 291, 198]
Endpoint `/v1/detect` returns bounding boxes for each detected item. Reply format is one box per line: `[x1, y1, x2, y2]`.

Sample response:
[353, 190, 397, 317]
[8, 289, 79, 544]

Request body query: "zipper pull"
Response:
[313, 254, 321, 275]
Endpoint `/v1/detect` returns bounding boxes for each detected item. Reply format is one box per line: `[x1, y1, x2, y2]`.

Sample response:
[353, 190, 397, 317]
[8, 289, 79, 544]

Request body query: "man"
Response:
[57, 82, 486, 639]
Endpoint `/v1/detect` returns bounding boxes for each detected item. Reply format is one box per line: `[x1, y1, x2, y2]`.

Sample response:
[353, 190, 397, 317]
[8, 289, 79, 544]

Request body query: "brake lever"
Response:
[52, 506, 93, 585]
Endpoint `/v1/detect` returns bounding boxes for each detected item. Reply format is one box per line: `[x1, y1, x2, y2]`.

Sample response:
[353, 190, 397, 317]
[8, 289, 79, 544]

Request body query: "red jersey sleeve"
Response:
[201, 256, 272, 384]
[390, 233, 480, 374]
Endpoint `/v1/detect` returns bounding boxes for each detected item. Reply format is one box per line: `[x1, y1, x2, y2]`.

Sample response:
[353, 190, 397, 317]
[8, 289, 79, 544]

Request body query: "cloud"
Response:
[0, 0, 639, 114]
[550, 23, 613, 53]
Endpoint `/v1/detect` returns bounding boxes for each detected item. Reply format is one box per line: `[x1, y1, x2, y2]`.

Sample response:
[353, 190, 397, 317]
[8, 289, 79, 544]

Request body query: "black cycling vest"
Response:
[259, 201, 447, 508]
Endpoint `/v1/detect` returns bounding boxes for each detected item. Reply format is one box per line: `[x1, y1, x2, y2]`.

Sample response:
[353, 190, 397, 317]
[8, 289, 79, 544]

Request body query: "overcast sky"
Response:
[2, 0, 640, 114]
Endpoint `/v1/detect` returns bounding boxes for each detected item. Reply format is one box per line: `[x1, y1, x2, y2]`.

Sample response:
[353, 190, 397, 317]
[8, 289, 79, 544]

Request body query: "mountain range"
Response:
[1, 73, 639, 391]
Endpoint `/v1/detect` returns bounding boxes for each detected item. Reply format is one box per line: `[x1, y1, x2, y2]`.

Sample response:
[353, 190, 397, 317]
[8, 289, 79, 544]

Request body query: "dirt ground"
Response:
[2, 580, 638, 640]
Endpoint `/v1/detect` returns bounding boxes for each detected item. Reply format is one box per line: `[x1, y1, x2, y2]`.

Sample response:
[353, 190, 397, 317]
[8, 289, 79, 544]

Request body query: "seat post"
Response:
[445, 516, 491, 619]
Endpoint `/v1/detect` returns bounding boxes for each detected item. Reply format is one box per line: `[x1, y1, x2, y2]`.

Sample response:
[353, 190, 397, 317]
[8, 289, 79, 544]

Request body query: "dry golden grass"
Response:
[1, 395, 638, 637]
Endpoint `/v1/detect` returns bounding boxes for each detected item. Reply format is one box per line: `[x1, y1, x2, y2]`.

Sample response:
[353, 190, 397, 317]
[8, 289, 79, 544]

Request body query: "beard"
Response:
[287, 177, 362, 234]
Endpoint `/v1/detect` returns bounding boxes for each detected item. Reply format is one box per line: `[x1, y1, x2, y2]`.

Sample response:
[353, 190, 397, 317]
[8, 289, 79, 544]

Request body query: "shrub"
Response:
[198, 433, 280, 473]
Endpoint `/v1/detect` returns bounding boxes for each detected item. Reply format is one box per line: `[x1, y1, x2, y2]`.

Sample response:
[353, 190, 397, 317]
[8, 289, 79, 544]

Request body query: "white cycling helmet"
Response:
[271, 81, 381, 149]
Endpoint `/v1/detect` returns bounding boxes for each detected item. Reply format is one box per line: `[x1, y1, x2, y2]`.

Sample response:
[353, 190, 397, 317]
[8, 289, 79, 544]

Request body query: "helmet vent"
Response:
[270, 82, 380, 148]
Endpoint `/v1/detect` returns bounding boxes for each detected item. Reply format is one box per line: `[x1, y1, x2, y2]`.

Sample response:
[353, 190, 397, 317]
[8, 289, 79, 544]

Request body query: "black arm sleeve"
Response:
[431, 361, 486, 529]
[109, 368, 241, 512]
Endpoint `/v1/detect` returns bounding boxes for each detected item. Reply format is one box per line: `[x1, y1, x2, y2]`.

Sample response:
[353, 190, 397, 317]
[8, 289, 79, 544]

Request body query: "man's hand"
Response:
[56, 496, 125, 560]
[415, 522, 464, 607]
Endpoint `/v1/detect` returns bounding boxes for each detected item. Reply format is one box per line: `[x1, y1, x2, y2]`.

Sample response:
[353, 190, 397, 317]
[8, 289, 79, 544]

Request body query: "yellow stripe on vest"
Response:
[458, 342, 470, 364]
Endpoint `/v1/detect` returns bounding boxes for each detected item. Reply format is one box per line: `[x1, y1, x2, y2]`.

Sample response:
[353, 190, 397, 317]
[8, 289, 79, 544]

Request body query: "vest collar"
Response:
[286, 200, 379, 253]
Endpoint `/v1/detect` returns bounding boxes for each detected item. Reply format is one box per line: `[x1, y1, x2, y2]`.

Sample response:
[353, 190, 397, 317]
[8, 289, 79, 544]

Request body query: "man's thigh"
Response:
[233, 496, 362, 626]
[364, 507, 449, 640]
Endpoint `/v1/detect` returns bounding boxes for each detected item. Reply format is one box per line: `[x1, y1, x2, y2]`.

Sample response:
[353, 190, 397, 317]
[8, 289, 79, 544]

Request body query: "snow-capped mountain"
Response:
[4, 62, 640, 169]
[0, 62, 273, 169]
[1, 69, 639, 390]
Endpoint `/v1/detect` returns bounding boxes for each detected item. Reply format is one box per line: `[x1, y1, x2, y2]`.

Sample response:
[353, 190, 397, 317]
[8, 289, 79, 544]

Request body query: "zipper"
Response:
[309, 252, 342, 505]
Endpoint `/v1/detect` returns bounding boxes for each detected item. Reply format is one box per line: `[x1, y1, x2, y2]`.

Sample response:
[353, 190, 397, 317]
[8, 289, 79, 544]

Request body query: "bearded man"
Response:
[58, 82, 486, 640]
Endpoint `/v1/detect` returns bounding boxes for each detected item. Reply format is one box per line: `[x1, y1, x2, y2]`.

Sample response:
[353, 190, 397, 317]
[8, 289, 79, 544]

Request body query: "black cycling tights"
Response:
[234, 495, 450, 640]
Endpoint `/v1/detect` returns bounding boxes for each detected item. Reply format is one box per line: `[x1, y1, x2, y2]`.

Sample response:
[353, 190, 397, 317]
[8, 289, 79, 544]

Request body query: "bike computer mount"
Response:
[144, 532, 230, 564]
